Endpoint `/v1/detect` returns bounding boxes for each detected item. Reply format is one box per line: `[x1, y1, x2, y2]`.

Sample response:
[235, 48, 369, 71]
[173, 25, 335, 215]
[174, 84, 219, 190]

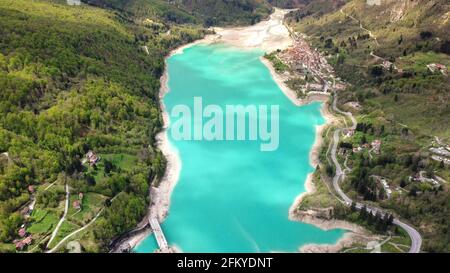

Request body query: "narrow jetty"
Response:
[149, 217, 168, 250]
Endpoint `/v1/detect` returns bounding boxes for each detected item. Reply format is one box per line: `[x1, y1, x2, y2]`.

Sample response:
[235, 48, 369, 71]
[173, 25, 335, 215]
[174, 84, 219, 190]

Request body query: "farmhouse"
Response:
[427, 63, 448, 75]
[85, 150, 100, 166]
[73, 200, 81, 210]
[18, 228, 26, 238]
[371, 139, 382, 154]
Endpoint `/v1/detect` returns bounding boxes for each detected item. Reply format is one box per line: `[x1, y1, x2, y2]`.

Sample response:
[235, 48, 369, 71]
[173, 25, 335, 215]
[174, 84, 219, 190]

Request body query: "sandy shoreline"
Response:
[120, 8, 367, 253]
[143, 9, 296, 237]
[214, 9, 293, 53]
[152, 66, 181, 223]
[273, 75, 369, 252]
[251, 12, 372, 252]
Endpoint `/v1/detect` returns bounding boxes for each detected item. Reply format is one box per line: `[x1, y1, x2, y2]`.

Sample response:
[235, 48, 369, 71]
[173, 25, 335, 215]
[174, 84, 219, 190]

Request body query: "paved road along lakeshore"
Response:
[329, 93, 422, 253]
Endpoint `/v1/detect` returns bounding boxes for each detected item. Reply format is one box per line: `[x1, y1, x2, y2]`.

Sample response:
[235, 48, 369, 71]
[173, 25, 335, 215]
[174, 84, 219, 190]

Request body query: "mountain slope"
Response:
[177, 0, 272, 26]
[83, 0, 273, 26]
[0, 0, 205, 252]
[267, 0, 312, 8]
[82, 0, 201, 24]
[289, 0, 450, 136]
[286, 0, 450, 252]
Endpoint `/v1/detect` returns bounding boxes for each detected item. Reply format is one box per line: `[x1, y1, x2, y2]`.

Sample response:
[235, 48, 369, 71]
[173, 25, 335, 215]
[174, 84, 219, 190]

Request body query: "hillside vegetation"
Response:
[177, 0, 272, 26]
[83, 0, 273, 26]
[289, 0, 450, 135]
[286, 0, 346, 19]
[287, 0, 450, 252]
[82, 0, 200, 24]
[0, 0, 206, 252]
[267, 0, 311, 9]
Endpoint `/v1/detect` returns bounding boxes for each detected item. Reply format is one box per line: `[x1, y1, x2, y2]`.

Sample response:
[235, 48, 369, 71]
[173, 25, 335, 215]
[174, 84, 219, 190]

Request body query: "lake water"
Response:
[135, 44, 346, 253]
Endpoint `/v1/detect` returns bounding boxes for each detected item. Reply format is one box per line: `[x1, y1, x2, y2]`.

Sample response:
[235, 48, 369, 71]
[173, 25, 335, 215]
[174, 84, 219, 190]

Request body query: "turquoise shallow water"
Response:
[135, 44, 346, 253]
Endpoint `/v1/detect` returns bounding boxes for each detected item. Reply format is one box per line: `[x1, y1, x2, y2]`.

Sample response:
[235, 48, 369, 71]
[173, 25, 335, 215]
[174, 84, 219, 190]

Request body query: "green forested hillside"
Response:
[267, 0, 311, 9]
[285, 0, 346, 19]
[287, 0, 450, 252]
[83, 0, 201, 24]
[0, 0, 274, 254]
[177, 0, 272, 26]
[83, 0, 272, 26]
[289, 0, 450, 135]
[0, 0, 205, 252]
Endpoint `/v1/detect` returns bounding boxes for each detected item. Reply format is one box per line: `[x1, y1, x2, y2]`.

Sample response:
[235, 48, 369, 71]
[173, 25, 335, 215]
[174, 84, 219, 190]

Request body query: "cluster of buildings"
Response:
[430, 145, 450, 165]
[370, 52, 402, 73]
[373, 58, 447, 77]
[351, 139, 382, 154]
[14, 185, 38, 251]
[73, 192, 84, 210]
[278, 34, 337, 93]
[410, 172, 440, 187]
[14, 225, 32, 251]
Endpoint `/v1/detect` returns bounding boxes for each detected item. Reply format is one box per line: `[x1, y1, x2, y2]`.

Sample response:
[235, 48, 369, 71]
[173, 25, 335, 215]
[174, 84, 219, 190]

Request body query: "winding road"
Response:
[329, 93, 422, 253]
[46, 183, 70, 248]
[46, 207, 104, 253]
[46, 194, 120, 253]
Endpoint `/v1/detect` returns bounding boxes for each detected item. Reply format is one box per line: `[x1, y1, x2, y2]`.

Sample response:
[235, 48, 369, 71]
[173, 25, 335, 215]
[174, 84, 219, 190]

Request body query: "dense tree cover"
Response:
[0, 0, 204, 251]
[94, 192, 146, 248]
[350, 158, 386, 202]
[342, 122, 449, 251]
[267, 0, 311, 9]
[36, 190, 64, 209]
[83, 0, 201, 24]
[264, 52, 289, 73]
[291, 0, 450, 252]
[84, 0, 272, 26]
[388, 189, 449, 252]
[179, 0, 272, 26]
[285, 0, 346, 22]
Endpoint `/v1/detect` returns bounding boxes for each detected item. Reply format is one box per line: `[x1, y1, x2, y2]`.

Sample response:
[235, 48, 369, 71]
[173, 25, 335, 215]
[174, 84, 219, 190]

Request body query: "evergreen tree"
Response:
[380, 125, 385, 135]
[104, 159, 114, 175]
[400, 178, 407, 188]
[361, 134, 367, 145]
[387, 214, 394, 226]
[359, 205, 368, 220]
[374, 211, 385, 231]
[326, 164, 335, 177]
[367, 210, 375, 225]
[86, 174, 96, 186]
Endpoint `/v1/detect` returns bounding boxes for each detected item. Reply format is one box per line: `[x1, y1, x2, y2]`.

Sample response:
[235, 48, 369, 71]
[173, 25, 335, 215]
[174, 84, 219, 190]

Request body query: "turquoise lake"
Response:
[135, 44, 346, 253]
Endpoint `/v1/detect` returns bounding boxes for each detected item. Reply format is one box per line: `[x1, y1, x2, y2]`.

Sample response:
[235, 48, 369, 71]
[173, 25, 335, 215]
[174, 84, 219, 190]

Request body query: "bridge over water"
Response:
[149, 217, 168, 250]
